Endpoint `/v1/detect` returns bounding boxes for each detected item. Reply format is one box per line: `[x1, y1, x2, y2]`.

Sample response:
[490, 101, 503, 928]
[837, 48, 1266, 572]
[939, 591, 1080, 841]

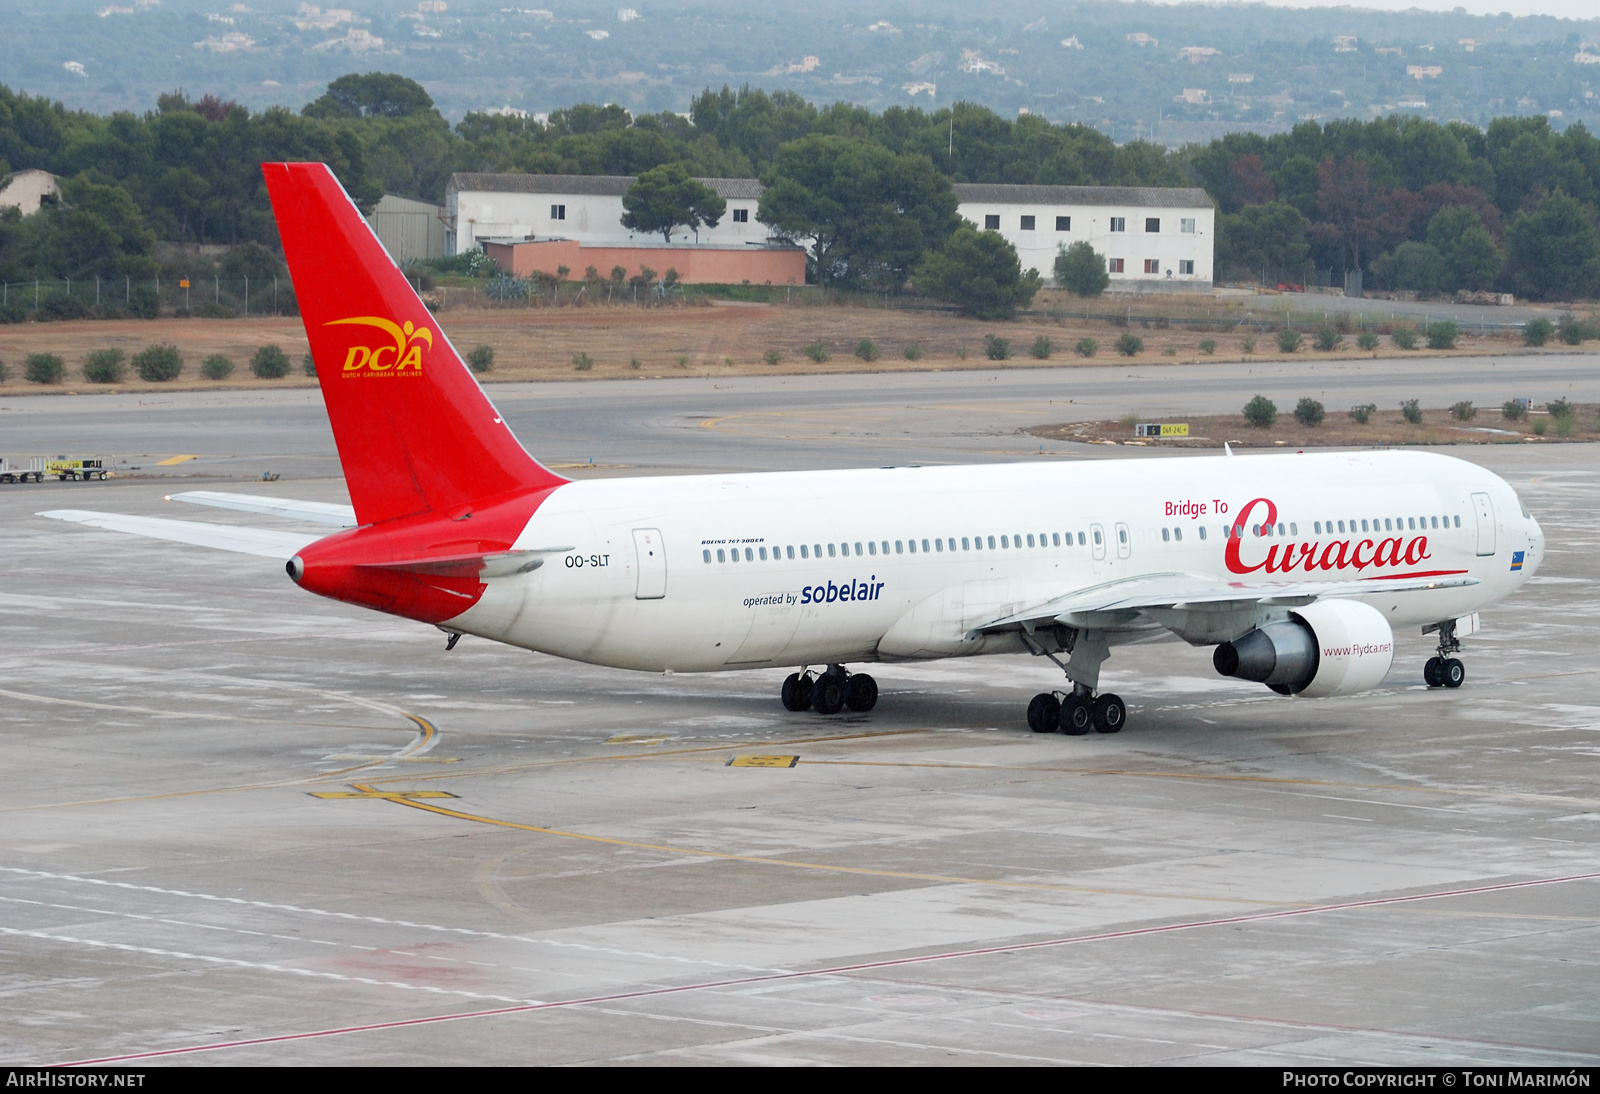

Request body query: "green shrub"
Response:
[955, 344, 968, 360]
[37, 295, 90, 322]
[133, 345, 182, 382]
[855, 338, 880, 362]
[1275, 328, 1302, 353]
[1558, 314, 1583, 345]
[1425, 320, 1459, 349]
[194, 301, 236, 319]
[1502, 399, 1527, 421]
[82, 348, 125, 384]
[1547, 397, 1573, 419]
[1243, 395, 1278, 428]
[1293, 397, 1325, 426]
[249, 345, 290, 379]
[1198, 338, 1217, 354]
[1241, 335, 1256, 354]
[1054, 240, 1110, 297]
[1313, 326, 1343, 351]
[1531, 417, 1548, 435]
[303, 354, 316, 377]
[1030, 335, 1052, 359]
[1115, 333, 1143, 356]
[1450, 400, 1476, 421]
[802, 342, 830, 363]
[1400, 398, 1423, 424]
[0, 359, 7, 382]
[1074, 337, 1098, 358]
[674, 355, 690, 367]
[1349, 403, 1376, 424]
[1357, 331, 1381, 352]
[1391, 327, 1419, 350]
[984, 334, 1011, 360]
[466, 345, 495, 373]
[1523, 317, 1554, 346]
[200, 354, 234, 380]
[24, 353, 66, 384]
[572, 351, 594, 371]
[630, 356, 642, 369]
[902, 343, 923, 360]
[763, 349, 781, 365]
[1554, 415, 1575, 437]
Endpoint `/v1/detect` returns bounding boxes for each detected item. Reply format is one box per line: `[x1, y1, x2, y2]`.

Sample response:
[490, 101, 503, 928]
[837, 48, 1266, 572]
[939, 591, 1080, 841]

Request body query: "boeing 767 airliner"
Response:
[43, 163, 1545, 734]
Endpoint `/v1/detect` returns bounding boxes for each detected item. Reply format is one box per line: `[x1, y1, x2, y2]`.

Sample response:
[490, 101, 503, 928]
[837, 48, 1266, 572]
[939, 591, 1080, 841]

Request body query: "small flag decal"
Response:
[1510, 551, 1525, 572]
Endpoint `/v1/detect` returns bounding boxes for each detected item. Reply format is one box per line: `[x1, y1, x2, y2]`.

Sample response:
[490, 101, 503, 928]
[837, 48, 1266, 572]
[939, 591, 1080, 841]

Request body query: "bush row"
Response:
[1, 344, 301, 384]
[1240, 395, 1586, 429]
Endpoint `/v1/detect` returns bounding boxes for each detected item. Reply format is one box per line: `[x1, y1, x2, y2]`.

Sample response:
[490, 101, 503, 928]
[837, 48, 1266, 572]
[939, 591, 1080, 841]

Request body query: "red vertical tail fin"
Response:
[263, 162, 565, 527]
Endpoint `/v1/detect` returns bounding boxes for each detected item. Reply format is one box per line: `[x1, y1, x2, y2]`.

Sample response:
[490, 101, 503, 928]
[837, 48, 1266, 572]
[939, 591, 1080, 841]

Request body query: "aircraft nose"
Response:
[1523, 511, 1544, 578]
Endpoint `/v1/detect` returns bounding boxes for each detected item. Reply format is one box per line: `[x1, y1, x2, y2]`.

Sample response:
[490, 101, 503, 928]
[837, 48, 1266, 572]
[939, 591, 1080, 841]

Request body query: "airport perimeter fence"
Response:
[0, 276, 304, 323]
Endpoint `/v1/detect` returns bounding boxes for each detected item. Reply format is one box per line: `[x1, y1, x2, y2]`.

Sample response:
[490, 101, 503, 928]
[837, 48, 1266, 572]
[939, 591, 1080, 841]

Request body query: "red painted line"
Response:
[56, 869, 1600, 1066]
[1361, 569, 1470, 580]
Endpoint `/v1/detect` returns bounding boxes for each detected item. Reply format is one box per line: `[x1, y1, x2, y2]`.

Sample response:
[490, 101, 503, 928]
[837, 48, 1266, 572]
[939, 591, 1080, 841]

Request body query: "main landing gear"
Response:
[1019, 626, 1127, 736]
[1026, 688, 1126, 735]
[1423, 617, 1466, 689]
[782, 666, 878, 715]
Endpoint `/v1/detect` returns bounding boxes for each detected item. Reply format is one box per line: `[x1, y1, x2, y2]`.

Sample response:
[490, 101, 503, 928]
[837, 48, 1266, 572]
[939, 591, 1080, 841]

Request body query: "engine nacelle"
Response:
[1213, 599, 1395, 698]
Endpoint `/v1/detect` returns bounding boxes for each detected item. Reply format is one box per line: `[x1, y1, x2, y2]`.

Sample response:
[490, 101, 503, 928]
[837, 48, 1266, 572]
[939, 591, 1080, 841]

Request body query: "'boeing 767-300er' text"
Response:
[43, 163, 1546, 734]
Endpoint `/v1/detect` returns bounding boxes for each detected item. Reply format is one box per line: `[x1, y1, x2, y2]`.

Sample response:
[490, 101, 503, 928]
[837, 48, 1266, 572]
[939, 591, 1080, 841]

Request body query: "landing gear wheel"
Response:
[1059, 695, 1092, 736]
[1093, 694, 1126, 734]
[1441, 658, 1465, 689]
[1423, 657, 1442, 688]
[781, 672, 813, 712]
[1027, 693, 1061, 733]
[844, 673, 878, 712]
[812, 674, 846, 715]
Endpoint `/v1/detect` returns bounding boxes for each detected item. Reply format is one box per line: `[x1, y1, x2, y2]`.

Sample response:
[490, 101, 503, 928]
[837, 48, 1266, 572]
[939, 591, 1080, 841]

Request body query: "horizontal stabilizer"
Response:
[39, 510, 321, 559]
[167, 491, 356, 527]
[359, 546, 574, 580]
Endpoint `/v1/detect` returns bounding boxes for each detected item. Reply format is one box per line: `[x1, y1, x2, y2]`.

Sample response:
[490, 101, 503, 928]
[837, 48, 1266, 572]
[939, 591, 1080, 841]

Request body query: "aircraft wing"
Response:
[166, 491, 357, 527]
[978, 570, 1479, 632]
[38, 509, 322, 559]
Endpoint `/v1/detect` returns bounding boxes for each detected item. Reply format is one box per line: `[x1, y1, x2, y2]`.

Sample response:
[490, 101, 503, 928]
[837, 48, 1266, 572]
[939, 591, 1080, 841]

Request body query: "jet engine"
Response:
[1213, 599, 1394, 698]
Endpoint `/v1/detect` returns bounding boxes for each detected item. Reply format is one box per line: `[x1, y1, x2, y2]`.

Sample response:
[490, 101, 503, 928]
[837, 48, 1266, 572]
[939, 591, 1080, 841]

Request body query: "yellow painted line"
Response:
[155, 454, 198, 466]
[350, 782, 1289, 906]
[727, 754, 799, 768]
[606, 734, 668, 745]
[311, 790, 458, 800]
[1, 710, 441, 812]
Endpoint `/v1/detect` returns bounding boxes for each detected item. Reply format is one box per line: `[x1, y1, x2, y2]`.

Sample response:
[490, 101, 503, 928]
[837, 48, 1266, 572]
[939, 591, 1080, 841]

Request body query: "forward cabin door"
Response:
[633, 528, 667, 599]
[1471, 493, 1496, 556]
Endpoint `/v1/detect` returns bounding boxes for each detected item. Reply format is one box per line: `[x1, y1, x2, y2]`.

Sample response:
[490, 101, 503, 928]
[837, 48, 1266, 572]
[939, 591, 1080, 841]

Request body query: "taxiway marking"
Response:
[56, 870, 1600, 1066]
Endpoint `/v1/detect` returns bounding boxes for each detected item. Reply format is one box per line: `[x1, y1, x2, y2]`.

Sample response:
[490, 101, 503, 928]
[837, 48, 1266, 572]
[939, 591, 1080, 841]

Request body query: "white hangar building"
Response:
[445, 173, 772, 255]
[953, 184, 1215, 290]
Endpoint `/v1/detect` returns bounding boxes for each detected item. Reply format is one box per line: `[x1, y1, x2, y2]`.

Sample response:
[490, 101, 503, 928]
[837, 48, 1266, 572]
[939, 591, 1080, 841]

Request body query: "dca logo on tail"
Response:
[327, 317, 433, 377]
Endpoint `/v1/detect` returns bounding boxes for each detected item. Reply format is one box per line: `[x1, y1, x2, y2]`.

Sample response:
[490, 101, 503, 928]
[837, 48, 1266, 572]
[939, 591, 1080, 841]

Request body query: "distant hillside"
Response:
[8, 0, 1600, 140]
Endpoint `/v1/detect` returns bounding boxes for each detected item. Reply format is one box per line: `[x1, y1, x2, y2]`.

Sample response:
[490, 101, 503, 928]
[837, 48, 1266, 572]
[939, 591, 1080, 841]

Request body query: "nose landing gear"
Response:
[782, 666, 877, 714]
[1423, 617, 1468, 689]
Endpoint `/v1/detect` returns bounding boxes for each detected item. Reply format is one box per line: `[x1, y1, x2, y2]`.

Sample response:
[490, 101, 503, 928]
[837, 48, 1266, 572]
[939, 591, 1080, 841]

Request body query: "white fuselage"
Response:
[449, 449, 1543, 674]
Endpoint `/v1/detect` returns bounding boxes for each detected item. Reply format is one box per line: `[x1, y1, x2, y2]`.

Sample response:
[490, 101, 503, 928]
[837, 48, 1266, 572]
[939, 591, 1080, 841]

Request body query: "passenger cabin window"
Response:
[703, 549, 711, 563]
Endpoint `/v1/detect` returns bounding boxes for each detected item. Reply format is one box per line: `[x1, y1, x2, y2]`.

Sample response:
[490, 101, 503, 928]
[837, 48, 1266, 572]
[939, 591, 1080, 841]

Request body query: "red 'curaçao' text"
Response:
[1224, 497, 1450, 577]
